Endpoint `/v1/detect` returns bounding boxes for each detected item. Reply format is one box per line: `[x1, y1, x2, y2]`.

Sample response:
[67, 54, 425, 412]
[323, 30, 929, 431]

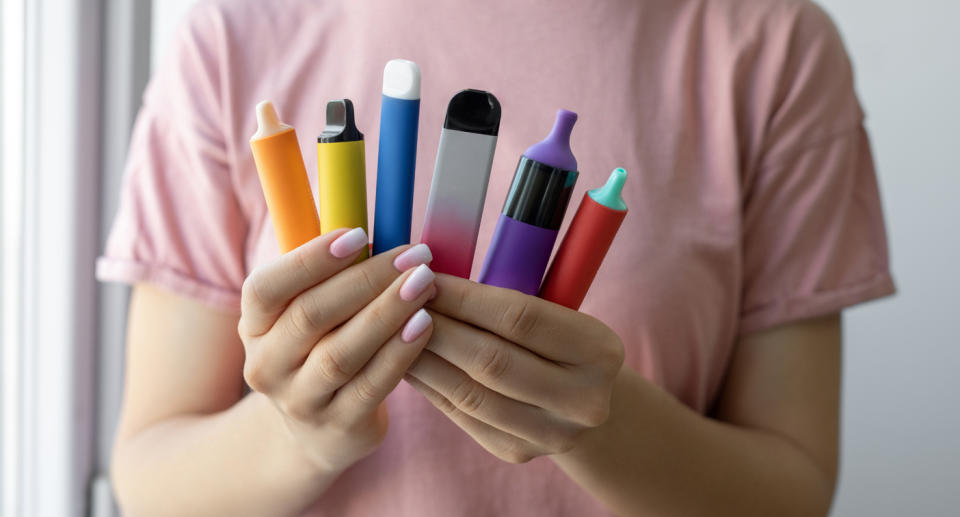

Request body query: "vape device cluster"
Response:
[249, 59, 627, 311]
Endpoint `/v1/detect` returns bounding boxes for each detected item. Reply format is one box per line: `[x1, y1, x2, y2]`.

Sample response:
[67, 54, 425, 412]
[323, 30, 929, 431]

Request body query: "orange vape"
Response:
[250, 101, 322, 252]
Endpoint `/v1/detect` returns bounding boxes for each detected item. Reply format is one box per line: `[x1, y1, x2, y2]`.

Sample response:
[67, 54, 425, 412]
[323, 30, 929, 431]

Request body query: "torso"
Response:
[203, 0, 809, 513]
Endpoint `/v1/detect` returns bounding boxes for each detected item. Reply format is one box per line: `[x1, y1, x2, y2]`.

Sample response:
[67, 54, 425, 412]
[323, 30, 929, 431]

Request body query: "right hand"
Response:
[239, 228, 436, 473]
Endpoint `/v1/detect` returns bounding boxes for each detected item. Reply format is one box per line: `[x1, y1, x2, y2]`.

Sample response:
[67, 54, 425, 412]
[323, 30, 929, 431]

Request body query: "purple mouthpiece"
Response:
[523, 109, 578, 171]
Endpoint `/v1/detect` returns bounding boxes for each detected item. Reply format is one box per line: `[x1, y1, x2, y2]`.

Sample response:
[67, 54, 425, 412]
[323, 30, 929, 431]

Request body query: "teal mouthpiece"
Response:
[588, 168, 627, 210]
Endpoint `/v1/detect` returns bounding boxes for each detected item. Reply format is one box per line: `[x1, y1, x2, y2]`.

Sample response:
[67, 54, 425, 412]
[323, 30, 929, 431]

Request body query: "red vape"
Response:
[540, 168, 628, 310]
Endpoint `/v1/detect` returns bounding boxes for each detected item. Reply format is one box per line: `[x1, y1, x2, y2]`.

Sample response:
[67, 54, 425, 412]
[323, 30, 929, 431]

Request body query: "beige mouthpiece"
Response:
[252, 100, 291, 140]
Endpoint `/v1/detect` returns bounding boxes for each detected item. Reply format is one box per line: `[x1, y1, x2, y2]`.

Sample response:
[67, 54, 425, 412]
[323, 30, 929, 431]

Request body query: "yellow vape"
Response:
[318, 99, 369, 260]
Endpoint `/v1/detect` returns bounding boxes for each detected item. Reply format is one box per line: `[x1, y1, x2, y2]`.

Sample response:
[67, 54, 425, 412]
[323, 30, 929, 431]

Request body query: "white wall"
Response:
[150, 0, 194, 71]
[151, 1, 960, 515]
[819, 1, 960, 515]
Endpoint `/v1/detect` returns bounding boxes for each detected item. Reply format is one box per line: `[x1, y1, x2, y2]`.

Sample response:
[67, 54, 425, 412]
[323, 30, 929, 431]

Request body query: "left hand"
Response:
[405, 274, 625, 464]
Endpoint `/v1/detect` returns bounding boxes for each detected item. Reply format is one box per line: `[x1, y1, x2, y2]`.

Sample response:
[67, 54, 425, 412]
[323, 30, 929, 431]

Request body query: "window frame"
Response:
[1, 0, 27, 513]
[2, 0, 103, 515]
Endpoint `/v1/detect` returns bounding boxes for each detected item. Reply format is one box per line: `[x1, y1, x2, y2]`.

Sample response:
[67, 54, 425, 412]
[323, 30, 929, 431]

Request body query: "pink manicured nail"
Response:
[402, 309, 432, 342]
[329, 228, 367, 258]
[393, 243, 433, 271]
[399, 264, 435, 301]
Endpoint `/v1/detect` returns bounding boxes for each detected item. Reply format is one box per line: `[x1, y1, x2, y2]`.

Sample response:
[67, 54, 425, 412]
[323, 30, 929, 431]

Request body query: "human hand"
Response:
[239, 228, 436, 473]
[405, 275, 625, 463]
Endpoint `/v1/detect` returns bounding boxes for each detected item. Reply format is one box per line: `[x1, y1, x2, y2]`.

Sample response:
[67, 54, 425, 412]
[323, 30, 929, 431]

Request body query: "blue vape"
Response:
[372, 59, 421, 254]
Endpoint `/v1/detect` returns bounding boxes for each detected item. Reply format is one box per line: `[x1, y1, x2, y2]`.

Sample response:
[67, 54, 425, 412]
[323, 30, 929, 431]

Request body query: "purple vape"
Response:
[478, 110, 579, 295]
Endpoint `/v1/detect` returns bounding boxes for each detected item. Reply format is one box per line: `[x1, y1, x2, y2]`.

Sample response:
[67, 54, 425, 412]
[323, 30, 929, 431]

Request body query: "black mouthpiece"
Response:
[319, 99, 364, 143]
[443, 89, 501, 136]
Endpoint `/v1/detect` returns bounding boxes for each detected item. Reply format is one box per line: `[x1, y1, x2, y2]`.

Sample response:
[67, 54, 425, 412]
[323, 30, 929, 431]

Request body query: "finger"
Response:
[271, 243, 433, 357]
[248, 243, 433, 390]
[426, 274, 594, 363]
[240, 227, 362, 336]
[404, 374, 550, 464]
[328, 309, 434, 422]
[292, 264, 437, 404]
[406, 352, 580, 454]
[426, 312, 579, 412]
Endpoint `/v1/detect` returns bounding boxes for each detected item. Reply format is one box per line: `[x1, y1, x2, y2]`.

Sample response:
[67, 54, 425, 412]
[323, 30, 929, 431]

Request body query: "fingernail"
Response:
[329, 228, 367, 258]
[401, 309, 432, 342]
[399, 264, 435, 301]
[393, 243, 433, 271]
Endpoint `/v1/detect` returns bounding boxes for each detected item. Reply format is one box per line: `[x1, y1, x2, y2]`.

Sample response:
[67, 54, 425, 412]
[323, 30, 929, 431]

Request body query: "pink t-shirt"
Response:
[98, 0, 895, 514]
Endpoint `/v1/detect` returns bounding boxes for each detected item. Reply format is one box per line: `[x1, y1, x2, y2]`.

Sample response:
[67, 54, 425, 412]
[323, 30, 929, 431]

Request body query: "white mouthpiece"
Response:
[382, 59, 421, 100]
[252, 100, 291, 140]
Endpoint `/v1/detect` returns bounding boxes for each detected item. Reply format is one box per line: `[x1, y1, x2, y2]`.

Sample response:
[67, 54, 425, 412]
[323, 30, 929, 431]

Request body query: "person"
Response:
[97, 0, 895, 515]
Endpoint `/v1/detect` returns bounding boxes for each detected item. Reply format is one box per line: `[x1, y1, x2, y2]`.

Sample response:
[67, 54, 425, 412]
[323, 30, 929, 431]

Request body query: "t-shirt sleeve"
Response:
[739, 2, 895, 334]
[96, 4, 247, 312]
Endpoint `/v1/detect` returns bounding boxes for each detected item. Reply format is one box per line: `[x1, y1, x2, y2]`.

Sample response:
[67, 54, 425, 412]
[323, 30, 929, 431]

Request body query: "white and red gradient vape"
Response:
[420, 89, 501, 278]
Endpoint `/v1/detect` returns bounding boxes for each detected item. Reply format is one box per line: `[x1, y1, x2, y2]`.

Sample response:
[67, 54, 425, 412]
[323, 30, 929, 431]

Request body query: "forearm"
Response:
[112, 392, 338, 517]
[552, 368, 835, 517]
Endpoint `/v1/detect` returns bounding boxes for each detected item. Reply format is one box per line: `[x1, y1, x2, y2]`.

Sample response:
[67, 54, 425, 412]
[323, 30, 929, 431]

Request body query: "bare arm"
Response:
[553, 314, 841, 516]
[111, 284, 335, 517]
[111, 231, 438, 517]
[405, 274, 840, 516]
